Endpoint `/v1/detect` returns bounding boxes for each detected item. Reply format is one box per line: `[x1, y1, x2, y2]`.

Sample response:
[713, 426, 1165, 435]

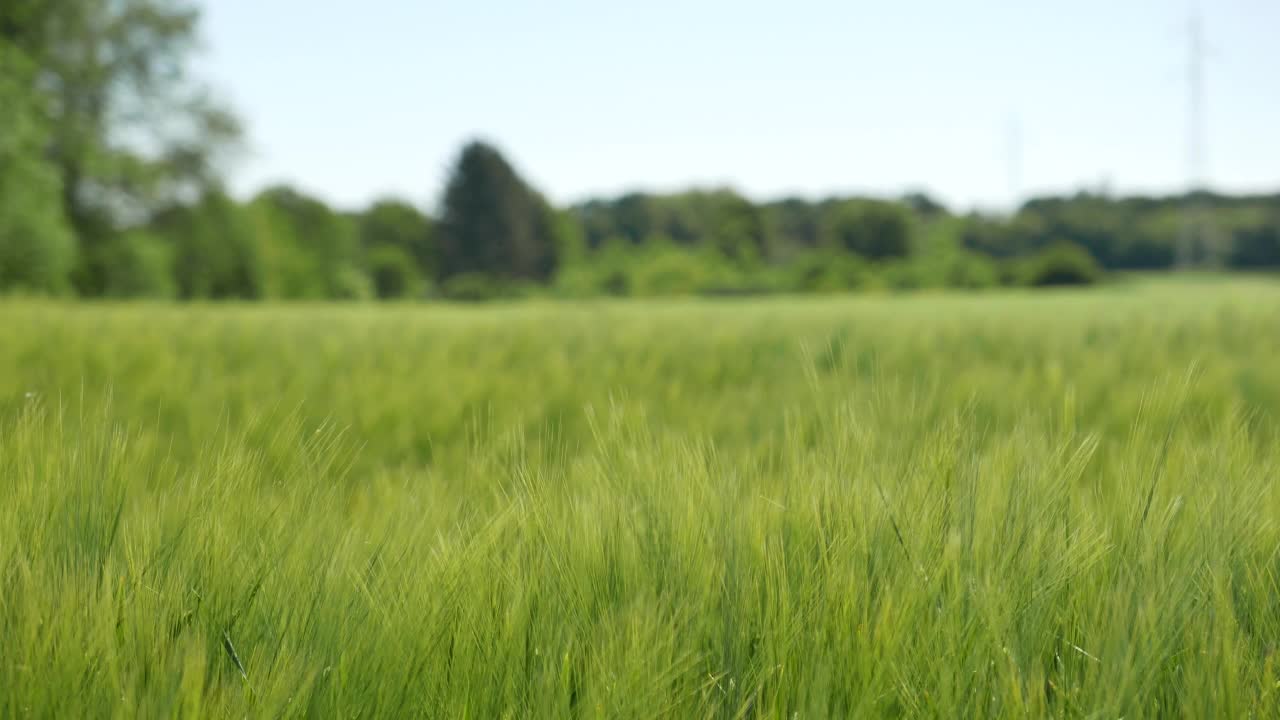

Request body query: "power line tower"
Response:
[1178, 7, 1209, 269]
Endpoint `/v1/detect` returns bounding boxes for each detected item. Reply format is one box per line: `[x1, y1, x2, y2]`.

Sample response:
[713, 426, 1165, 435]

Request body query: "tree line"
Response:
[3, 1, 1278, 300]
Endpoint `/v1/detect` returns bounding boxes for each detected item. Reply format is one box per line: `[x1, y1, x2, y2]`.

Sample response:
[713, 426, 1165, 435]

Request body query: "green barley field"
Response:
[4, 277, 1280, 718]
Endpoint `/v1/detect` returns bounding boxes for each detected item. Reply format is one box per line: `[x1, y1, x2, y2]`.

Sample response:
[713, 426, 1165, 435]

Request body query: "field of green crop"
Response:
[3, 278, 1280, 717]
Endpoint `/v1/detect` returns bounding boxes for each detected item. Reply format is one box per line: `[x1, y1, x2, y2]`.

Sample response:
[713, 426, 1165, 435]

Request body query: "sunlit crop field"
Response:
[3, 278, 1280, 717]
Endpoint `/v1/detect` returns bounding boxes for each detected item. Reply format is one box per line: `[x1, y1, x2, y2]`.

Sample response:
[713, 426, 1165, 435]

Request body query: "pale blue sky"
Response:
[199, 0, 1280, 212]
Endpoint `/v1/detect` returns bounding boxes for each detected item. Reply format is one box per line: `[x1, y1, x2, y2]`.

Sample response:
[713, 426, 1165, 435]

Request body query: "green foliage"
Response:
[250, 186, 366, 299]
[441, 272, 506, 301]
[554, 239, 763, 298]
[553, 264, 613, 298]
[907, 219, 1002, 290]
[151, 190, 264, 299]
[358, 199, 434, 278]
[626, 241, 719, 296]
[942, 251, 1001, 289]
[764, 197, 825, 252]
[1025, 241, 1105, 286]
[245, 198, 317, 299]
[699, 189, 773, 265]
[551, 238, 629, 297]
[0, 42, 75, 294]
[3, 282, 1280, 715]
[437, 141, 559, 282]
[903, 252, 1001, 292]
[366, 245, 426, 300]
[550, 209, 588, 267]
[1019, 194, 1176, 269]
[1224, 210, 1280, 269]
[822, 199, 915, 261]
[574, 189, 774, 265]
[2, 0, 241, 286]
[595, 238, 641, 296]
[532, 187, 1279, 298]
[784, 248, 870, 293]
[877, 259, 926, 291]
[332, 265, 374, 300]
[96, 231, 176, 298]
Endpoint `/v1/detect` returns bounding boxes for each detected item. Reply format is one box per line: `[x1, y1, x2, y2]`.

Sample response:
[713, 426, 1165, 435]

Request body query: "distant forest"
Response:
[3, 0, 1278, 300]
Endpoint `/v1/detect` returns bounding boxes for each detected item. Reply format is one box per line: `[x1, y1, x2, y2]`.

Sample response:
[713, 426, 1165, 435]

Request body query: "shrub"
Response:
[629, 246, 716, 297]
[881, 261, 927, 292]
[600, 269, 630, 297]
[785, 249, 869, 293]
[442, 272, 505, 302]
[332, 267, 373, 301]
[553, 264, 613, 298]
[366, 245, 425, 300]
[943, 251, 1001, 290]
[822, 200, 914, 261]
[1025, 241, 1104, 287]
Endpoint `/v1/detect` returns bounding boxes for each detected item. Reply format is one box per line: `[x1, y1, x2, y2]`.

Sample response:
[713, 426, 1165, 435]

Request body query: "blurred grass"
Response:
[2, 279, 1280, 717]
